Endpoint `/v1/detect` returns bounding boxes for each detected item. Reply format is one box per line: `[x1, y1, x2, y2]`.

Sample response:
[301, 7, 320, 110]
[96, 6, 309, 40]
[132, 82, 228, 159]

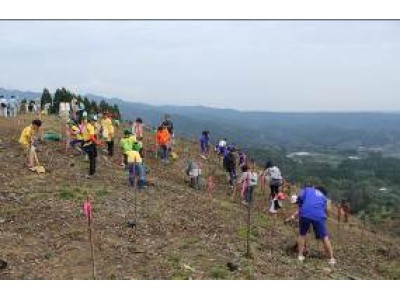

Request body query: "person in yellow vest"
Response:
[81, 115, 101, 178]
[19, 119, 42, 170]
[101, 112, 115, 156]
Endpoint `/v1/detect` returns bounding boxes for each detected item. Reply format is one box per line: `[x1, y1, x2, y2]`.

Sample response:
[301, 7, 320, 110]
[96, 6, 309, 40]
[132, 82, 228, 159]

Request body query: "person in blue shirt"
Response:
[199, 131, 210, 159]
[291, 185, 336, 266]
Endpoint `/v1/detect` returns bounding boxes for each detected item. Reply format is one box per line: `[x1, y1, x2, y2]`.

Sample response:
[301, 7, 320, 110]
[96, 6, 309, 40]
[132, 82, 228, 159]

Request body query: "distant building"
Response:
[286, 152, 312, 159]
[348, 156, 361, 160]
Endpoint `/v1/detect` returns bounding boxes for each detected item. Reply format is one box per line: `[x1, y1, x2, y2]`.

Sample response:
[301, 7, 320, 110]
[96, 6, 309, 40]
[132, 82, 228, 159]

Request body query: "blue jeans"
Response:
[70, 139, 83, 149]
[160, 145, 168, 162]
[128, 163, 147, 188]
[136, 163, 147, 188]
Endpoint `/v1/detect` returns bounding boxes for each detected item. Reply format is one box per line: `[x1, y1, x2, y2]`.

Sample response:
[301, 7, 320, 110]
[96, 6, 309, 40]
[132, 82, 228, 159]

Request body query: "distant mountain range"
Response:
[2, 87, 400, 152]
[0, 88, 41, 101]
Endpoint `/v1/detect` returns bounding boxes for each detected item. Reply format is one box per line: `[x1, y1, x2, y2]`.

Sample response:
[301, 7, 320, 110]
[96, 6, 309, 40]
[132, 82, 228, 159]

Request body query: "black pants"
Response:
[107, 140, 114, 156]
[84, 143, 97, 175]
[226, 168, 236, 187]
[270, 185, 279, 199]
[244, 186, 255, 204]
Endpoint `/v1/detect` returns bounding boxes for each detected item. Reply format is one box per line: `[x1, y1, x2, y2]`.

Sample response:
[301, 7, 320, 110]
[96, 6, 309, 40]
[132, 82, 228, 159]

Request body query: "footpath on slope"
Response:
[0, 115, 399, 279]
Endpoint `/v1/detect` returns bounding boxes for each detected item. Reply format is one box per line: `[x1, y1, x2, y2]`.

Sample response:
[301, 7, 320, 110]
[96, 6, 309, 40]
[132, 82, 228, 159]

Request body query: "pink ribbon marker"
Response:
[83, 200, 92, 220]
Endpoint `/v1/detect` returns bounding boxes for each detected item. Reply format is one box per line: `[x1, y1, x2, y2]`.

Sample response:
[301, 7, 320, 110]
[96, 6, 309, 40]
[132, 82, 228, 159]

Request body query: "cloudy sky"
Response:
[0, 20, 399, 111]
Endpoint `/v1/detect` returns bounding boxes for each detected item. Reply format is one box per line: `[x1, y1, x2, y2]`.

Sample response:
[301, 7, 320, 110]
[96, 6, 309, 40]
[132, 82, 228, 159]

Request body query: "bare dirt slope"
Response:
[0, 115, 399, 280]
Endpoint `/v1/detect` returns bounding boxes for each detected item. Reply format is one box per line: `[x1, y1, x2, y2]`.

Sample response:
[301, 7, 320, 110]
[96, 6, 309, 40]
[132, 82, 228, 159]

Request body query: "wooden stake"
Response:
[337, 208, 342, 244]
[246, 203, 253, 258]
[361, 214, 367, 248]
[232, 184, 237, 201]
[134, 181, 138, 236]
[84, 195, 96, 280]
[207, 176, 215, 200]
[88, 213, 96, 280]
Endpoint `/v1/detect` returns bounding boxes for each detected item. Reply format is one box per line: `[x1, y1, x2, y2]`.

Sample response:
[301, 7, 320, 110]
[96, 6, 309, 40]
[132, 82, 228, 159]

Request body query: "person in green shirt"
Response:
[132, 138, 143, 157]
[120, 129, 136, 167]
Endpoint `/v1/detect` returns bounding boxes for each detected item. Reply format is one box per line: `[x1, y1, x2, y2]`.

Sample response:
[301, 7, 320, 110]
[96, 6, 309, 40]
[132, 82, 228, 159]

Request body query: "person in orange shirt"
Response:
[156, 125, 171, 164]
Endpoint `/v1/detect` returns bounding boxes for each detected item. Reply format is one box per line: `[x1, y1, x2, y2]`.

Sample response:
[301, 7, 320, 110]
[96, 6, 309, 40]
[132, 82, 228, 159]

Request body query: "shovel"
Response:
[31, 147, 46, 174]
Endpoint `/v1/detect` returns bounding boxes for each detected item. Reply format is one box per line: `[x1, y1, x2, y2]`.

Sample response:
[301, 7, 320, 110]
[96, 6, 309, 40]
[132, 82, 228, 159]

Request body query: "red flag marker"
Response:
[83, 199, 92, 221]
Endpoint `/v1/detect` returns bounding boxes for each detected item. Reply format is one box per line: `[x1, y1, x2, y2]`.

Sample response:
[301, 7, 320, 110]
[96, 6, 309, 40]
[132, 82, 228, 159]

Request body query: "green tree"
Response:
[112, 104, 121, 119]
[83, 97, 91, 112]
[52, 88, 63, 114]
[40, 88, 52, 109]
[99, 100, 108, 113]
[90, 100, 98, 114]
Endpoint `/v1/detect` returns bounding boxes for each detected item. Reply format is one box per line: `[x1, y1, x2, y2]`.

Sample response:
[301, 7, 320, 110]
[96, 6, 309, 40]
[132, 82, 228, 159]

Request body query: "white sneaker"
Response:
[298, 255, 305, 262]
[328, 258, 336, 266]
[269, 208, 278, 214]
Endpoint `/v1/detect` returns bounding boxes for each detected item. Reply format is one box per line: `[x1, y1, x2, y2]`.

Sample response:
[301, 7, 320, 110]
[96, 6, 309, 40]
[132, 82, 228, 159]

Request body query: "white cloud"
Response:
[0, 20, 399, 111]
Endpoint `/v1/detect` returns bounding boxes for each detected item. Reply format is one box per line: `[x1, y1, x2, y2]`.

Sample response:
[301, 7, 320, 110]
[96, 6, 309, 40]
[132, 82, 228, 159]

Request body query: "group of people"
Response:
[66, 112, 148, 187]
[15, 108, 336, 266]
[0, 95, 19, 118]
[19, 106, 176, 187]
[190, 133, 337, 266]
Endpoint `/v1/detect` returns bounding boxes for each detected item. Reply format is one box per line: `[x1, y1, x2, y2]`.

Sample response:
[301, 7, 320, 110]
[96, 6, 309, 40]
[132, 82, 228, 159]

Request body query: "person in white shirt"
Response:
[0, 95, 8, 117]
[217, 138, 227, 161]
[44, 103, 51, 115]
[8, 96, 17, 117]
[70, 98, 78, 121]
[33, 102, 38, 114]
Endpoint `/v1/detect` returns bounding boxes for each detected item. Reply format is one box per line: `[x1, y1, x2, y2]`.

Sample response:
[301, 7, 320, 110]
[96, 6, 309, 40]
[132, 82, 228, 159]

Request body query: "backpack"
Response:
[248, 172, 258, 187]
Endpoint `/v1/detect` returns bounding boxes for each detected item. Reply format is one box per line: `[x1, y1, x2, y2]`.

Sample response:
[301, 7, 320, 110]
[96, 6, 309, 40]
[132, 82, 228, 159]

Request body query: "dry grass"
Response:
[0, 115, 399, 279]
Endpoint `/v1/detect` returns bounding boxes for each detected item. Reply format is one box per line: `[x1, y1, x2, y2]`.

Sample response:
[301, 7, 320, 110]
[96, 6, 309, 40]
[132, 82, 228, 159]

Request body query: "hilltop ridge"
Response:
[0, 114, 399, 279]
